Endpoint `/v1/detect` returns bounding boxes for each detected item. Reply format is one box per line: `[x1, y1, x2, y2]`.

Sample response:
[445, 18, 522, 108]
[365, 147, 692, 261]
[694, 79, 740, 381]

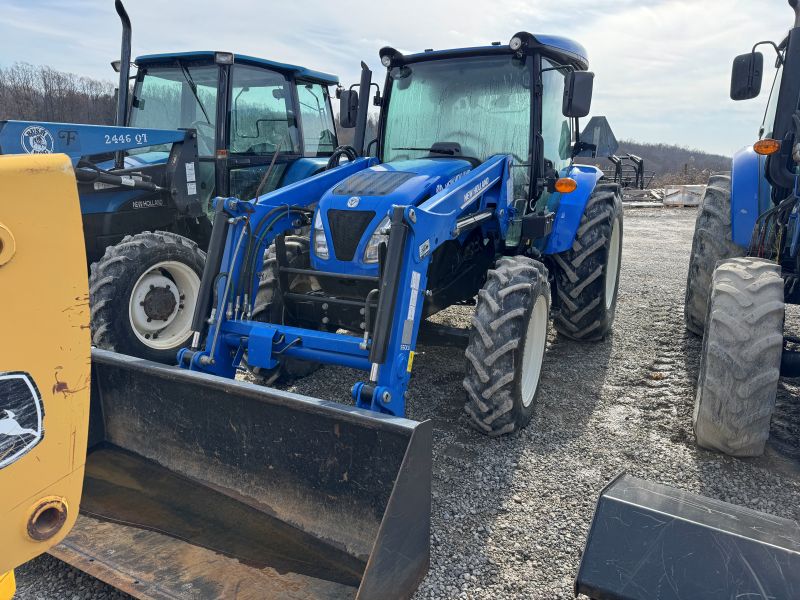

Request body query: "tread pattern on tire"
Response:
[89, 230, 205, 363]
[552, 182, 623, 341]
[463, 256, 550, 437]
[693, 257, 784, 457]
[249, 236, 319, 383]
[685, 173, 744, 335]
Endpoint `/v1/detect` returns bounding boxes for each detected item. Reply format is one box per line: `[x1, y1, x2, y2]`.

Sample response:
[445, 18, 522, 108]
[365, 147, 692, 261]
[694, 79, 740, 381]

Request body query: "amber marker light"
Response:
[554, 177, 578, 194]
[754, 139, 781, 156]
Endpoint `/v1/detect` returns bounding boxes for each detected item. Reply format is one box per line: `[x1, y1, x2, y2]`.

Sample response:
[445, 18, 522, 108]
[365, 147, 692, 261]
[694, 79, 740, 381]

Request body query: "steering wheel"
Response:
[189, 120, 215, 156]
[326, 145, 359, 170]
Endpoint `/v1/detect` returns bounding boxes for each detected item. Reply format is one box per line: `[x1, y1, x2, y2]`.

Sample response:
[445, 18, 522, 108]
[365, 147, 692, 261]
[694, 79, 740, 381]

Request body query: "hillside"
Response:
[577, 140, 731, 187]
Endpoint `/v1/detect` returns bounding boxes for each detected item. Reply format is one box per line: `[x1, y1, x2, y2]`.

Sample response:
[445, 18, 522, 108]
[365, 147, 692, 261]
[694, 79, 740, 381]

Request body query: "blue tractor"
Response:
[0, 1, 341, 363]
[179, 33, 623, 435]
[686, 0, 800, 456]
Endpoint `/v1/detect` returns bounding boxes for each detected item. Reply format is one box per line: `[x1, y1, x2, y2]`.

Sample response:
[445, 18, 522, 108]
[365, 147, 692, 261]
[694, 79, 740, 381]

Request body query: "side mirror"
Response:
[339, 90, 359, 129]
[563, 71, 594, 118]
[731, 52, 764, 101]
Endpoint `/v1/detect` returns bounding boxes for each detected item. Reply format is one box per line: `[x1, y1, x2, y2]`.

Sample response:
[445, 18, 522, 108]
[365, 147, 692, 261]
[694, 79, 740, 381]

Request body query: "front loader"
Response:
[3, 1, 343, 364]
[180, 33, 623, 435]
[0, 160, 431, 597]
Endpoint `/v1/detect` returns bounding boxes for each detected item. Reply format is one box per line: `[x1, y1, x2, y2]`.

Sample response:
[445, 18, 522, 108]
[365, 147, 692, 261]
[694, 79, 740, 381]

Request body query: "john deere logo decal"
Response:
[20, 125, 54, 154]
[0, 372, 44, 469]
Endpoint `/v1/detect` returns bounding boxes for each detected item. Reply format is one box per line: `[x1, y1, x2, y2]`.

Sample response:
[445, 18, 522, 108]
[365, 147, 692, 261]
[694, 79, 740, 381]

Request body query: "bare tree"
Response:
[0, 63, 116, 125]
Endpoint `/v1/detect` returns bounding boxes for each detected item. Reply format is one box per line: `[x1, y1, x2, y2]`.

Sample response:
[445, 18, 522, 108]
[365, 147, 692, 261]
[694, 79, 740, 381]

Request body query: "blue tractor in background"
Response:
[0, 1, 341, 363]
[179, 32, 623, 435]
[576, 8, 800, 588]
[686, 0, 800, 456]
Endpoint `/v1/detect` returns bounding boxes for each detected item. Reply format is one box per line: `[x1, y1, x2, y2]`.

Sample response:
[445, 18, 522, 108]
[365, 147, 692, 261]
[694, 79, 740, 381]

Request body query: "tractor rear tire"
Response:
[90, 231, 205, 364]
[249, 236, 320, 384]
[552, 183, 623, 341]
[693, 257, 784, 456]
[685, 173, 744, 335]
[463, 256, 550, 436]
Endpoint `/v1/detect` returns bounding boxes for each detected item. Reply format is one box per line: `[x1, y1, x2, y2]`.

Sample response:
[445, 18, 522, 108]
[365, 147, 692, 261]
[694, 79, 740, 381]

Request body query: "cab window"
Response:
[540, 57, 573, 174]
[296, 82, 337, 156]
[761, 63, 784, 139]
[230, 65, 298, 155]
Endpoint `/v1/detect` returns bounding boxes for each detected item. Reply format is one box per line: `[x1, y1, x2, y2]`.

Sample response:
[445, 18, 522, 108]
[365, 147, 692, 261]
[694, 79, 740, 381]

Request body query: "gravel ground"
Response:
[16, 207, 800, 599]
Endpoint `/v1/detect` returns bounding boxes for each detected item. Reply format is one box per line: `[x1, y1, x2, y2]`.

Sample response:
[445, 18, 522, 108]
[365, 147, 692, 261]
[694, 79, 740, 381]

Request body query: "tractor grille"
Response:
[332, 171, 416, 196]
[328, 209, 376, 261]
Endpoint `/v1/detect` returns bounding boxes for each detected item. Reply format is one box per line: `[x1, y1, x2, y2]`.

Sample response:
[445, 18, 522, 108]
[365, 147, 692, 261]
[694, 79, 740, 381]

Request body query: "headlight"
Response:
[313, 211, 329, 259]
[381, 54, 392, 68]
[363, 215, 390, 263]
[509, 36, 523, 51]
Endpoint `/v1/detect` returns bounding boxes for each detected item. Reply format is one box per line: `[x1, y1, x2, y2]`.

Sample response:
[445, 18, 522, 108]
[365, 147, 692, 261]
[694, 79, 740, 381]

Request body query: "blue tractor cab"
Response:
[0, 1, 342, 364]
[178, 32, 624, 437]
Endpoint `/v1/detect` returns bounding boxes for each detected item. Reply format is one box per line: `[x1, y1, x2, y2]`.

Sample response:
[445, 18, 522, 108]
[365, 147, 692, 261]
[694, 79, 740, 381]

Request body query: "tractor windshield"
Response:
[129, 63, 219, 156]
[382, 55, 531, 165]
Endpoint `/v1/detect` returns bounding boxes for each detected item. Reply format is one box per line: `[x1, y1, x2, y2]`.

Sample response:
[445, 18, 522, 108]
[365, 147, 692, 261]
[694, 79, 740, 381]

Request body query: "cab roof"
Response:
[134, 51, 338, 85]
[399, 33, 589, 71]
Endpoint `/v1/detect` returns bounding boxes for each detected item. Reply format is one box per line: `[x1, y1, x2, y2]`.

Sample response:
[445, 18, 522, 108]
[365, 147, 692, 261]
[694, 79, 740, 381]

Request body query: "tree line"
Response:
[0, 62, 116, 124]
[1, 62, 727, 186]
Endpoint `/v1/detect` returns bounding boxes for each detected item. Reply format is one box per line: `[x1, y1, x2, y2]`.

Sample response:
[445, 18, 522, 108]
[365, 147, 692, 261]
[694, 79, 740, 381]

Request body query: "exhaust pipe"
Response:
[114, 0, 132, 128]
[113, 0, 132, 171]
[792, 0, 800, 28]
[353, 62, 372, 156]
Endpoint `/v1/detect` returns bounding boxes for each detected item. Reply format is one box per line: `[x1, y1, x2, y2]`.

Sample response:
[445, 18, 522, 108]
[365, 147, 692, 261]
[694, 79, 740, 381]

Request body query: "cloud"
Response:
[0, 0, 795, 154]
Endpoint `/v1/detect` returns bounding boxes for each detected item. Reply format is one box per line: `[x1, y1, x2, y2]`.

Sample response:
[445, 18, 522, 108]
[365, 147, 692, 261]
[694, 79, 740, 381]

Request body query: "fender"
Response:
[544, 164, 604, 254]
[731, 145, 771, 249]
[282, 157, 330, 186]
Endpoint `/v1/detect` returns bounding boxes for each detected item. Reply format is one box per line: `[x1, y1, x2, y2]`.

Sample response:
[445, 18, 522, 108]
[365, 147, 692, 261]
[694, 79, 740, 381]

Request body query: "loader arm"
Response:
[182, 154, 512, 416]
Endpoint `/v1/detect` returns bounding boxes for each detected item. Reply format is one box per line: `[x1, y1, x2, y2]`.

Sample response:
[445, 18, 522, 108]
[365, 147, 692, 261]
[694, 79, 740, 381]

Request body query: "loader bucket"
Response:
[575, 473, 800, 600]
[50, 349, 432, 600]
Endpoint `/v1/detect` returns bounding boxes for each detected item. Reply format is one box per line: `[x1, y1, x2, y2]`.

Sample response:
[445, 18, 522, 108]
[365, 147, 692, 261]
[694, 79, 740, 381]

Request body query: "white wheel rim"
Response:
[521, 295, 548, 407]
[605, 217, 621, 310]
[128, 260, 200, 350]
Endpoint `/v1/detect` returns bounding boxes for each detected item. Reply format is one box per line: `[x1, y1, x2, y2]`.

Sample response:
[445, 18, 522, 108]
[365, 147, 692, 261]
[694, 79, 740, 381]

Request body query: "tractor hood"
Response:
[311, 158, 473, 274]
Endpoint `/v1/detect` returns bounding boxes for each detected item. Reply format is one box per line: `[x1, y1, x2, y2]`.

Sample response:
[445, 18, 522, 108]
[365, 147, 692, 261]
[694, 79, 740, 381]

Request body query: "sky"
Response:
[0, 0, 795, 156]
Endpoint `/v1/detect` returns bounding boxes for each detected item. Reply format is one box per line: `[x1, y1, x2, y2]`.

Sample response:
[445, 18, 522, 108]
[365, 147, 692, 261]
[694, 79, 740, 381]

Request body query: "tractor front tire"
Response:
[90, 231, 205, 364]
[463, 256, 550, 436]
[693, 258, 784, 456]
[249, 236, 320, 384]
[552, 183, 623, 341]
[685, 173, 744, 335]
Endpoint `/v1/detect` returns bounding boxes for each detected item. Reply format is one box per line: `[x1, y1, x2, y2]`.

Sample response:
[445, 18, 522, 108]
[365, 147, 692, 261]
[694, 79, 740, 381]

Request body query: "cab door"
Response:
[224, 64, 302, 201]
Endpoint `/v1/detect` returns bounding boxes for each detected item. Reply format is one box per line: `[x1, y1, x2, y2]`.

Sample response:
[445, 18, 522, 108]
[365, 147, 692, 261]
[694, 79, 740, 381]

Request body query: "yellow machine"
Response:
[0, 154, 91, 599]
